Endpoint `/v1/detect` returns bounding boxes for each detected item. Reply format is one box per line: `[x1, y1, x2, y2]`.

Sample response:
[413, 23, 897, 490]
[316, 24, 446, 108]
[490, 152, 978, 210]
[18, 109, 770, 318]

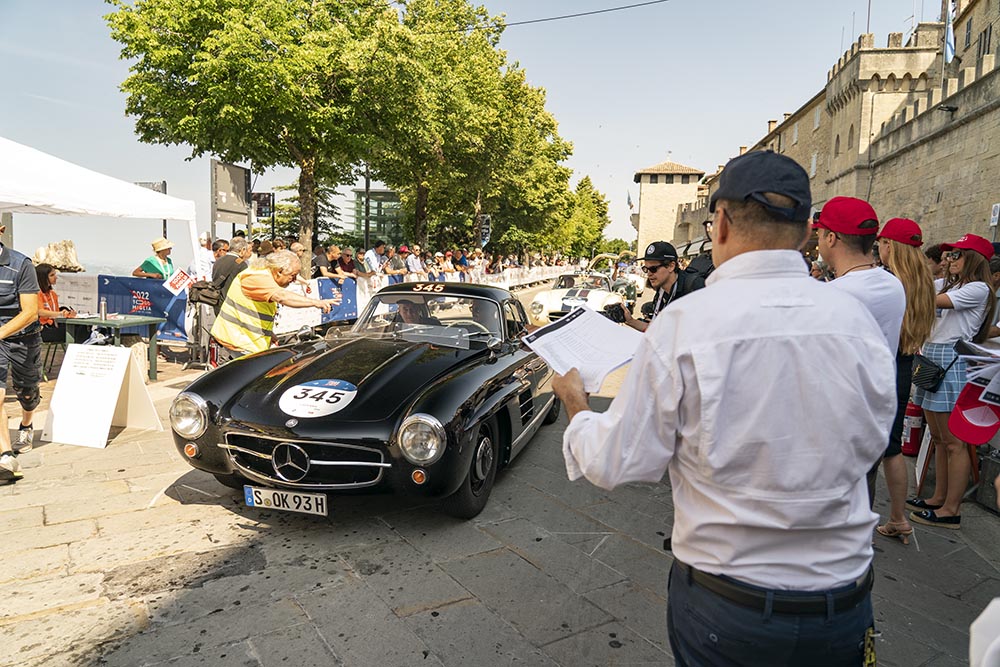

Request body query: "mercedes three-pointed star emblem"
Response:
[271, 442, 311, 482]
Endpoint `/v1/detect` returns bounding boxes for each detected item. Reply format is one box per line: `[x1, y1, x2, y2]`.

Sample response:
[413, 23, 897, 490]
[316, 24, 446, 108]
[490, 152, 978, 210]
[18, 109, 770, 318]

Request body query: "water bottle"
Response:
[99, 297, 107, 320]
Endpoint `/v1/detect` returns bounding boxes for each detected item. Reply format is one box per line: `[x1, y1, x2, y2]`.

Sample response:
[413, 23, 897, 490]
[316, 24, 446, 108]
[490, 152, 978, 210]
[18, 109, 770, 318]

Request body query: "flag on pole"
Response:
[945, 1, 956, 63]
[627, 191, 634, 210]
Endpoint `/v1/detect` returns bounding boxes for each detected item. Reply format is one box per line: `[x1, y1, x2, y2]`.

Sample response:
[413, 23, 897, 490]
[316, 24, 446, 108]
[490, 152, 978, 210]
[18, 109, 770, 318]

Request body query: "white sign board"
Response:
[42, 344, 161, 448]
[273, 280, 322, 334]
[56, 274, 100, 315]
[915, 426, 933, 489]
[991, 203, 1000, 228]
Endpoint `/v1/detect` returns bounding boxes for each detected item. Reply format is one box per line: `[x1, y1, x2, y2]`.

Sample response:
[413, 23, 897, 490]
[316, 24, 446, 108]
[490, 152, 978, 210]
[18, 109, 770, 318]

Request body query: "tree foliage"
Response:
[106, 0, 627, 261]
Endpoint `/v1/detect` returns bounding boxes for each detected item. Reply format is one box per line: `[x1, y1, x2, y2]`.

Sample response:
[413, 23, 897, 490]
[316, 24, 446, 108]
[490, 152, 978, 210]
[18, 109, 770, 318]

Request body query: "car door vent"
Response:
[518, 390, 534, 424]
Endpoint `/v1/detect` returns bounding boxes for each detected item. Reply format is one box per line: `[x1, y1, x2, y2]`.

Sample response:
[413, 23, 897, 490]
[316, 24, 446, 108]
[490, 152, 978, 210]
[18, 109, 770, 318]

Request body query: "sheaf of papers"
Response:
[522, 305, 641, 393]
[957, 341, 1000, 406]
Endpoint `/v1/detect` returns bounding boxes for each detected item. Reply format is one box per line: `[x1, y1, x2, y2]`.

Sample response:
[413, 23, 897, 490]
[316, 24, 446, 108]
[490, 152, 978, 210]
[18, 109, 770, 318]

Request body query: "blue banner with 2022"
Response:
[98, 276, 358, 343]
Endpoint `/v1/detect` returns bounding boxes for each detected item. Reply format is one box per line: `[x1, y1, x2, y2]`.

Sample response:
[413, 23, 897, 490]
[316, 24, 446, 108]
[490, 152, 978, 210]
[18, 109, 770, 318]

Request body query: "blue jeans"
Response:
[667, 562, 874, 666]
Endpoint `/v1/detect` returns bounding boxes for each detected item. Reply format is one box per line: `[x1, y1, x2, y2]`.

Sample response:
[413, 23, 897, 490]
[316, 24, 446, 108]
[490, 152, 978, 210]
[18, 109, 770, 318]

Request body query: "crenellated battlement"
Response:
[872, 53, 1000, 161]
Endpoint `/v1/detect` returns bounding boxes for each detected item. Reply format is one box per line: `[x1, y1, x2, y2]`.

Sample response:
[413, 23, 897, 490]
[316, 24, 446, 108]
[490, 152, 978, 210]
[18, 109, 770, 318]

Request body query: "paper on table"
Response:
[522, 305, 642, 393]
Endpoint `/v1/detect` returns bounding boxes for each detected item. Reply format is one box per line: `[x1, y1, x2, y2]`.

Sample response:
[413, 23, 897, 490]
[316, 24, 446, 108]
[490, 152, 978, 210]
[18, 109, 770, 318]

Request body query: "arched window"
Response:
[848, 125, 855, 150]
[835, 134, 841, 155]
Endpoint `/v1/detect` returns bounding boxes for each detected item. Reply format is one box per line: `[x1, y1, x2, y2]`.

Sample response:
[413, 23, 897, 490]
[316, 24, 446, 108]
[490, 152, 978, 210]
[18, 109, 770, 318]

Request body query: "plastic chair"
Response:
[41, 341, 66, 381]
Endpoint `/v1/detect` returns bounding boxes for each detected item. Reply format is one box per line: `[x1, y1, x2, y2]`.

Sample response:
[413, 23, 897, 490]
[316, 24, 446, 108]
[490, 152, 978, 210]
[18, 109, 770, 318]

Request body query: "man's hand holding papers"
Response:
[523, 305, 642, 394]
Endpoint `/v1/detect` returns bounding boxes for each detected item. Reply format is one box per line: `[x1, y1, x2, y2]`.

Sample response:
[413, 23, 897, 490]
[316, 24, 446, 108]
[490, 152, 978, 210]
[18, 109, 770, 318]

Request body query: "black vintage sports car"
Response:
[169, 282, 558, 519]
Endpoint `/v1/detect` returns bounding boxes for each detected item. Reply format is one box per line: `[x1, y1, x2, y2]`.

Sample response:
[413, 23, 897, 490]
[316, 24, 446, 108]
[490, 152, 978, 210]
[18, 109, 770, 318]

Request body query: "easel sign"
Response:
[42, 344, 162, 449]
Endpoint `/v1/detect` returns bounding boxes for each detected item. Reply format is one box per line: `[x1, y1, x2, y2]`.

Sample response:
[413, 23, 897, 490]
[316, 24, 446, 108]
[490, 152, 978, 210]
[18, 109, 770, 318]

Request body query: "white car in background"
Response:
[528, 272, 626, 326]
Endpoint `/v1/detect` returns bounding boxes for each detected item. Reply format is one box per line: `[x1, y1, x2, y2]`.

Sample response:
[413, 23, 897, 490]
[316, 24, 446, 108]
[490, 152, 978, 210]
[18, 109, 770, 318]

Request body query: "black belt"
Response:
[676, 561, 873, 615]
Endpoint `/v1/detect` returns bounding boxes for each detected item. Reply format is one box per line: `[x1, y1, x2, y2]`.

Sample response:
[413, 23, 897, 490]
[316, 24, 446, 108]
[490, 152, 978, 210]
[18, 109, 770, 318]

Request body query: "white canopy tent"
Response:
[0, 136, 199, 260]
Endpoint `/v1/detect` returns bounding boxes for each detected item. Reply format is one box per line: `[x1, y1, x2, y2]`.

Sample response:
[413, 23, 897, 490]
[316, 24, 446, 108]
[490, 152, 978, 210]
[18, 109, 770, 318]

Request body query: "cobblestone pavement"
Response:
[2, 287, 999, 666]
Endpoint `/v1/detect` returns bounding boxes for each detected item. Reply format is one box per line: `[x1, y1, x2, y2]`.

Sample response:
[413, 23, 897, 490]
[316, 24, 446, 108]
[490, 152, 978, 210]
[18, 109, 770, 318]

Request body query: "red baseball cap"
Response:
[877, 218, 924, 247]
[941, 233, 994, 260]
[445, 250, 453, 256]
[398, 245, 410, 253]
[813, 197, 879, 235]
[949, 380, 1000, 444]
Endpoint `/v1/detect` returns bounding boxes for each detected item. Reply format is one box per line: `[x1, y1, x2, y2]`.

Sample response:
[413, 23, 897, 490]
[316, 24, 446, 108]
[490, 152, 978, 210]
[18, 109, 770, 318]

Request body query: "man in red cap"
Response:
[815, 197, 905, 356]
[816, 197, 905, 507]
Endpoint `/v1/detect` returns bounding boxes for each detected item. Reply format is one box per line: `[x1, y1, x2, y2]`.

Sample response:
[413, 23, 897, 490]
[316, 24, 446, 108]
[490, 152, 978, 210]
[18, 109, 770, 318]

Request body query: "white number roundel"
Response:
[278, 379, 358, 418]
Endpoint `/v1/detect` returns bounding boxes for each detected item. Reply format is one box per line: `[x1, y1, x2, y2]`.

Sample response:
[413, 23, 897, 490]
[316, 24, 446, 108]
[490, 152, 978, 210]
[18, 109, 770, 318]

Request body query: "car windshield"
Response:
[351, 293, 503, 348]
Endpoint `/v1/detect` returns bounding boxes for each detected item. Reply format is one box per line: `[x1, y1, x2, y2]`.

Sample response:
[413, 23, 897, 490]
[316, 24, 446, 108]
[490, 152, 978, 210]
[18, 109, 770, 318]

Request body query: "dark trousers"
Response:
[867, 351, 914, 506]
[667, 562, 874, 667]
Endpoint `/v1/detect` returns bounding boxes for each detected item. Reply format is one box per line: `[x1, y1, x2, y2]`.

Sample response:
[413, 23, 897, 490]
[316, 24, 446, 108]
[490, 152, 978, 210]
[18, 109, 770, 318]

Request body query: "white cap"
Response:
[198, 231, 210, 242]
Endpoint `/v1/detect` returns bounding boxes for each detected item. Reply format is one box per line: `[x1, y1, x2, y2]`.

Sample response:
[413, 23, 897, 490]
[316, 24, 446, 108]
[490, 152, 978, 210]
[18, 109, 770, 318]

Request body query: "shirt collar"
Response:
[706, 249, 808, 286]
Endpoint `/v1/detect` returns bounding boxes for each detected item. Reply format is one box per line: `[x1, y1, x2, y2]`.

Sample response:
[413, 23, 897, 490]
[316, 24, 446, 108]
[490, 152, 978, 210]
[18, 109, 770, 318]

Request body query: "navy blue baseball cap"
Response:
[709, 150, 812, 222]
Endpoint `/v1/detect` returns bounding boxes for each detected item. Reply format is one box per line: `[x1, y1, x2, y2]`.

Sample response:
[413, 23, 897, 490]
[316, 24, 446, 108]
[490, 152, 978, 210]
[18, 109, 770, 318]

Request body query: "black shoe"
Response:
[905, 497, 942, 512]
[910, 509, 961, 530]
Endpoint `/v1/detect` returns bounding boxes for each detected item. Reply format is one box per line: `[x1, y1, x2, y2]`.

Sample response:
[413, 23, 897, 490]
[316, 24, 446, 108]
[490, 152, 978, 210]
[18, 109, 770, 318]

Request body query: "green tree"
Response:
[272, 174, 345, 243]
[105, 0, 392, 273]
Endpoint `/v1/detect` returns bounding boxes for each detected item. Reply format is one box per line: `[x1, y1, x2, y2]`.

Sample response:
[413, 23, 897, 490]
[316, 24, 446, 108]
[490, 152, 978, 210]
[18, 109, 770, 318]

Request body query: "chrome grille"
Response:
[221, 433, 389, 489]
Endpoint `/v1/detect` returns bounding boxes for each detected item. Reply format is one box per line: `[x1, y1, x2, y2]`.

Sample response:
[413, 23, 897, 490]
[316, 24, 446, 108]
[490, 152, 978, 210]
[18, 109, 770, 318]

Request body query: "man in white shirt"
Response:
[815, 196, 906, 509]
[553, 151, 895, 666]
[188, 231, 216, 282]
[364, 240, 387, 277]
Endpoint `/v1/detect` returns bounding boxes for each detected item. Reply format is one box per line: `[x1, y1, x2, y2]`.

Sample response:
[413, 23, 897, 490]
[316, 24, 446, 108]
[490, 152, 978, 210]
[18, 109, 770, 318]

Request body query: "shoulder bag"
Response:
[911, 353, 957, 393]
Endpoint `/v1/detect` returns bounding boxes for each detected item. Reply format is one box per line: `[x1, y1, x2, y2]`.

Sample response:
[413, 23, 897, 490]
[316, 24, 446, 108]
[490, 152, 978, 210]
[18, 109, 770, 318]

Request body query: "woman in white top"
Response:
[908, 234, 996, 530]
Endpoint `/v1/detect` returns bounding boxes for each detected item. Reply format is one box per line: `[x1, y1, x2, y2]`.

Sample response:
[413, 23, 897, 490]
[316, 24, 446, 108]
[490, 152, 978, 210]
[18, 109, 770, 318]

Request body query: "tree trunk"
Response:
[298, 157, 317, 279]
[414, 181, 429, 247]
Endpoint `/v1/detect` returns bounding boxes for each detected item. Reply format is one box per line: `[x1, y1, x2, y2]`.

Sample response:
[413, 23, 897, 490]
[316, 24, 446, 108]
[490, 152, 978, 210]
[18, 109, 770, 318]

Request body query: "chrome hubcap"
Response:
[474, 436, 493, 481]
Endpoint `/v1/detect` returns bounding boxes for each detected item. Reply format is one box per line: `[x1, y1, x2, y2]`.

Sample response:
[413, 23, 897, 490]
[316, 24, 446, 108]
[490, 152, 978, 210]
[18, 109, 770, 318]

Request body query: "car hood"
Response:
[228, 335, 482, 423]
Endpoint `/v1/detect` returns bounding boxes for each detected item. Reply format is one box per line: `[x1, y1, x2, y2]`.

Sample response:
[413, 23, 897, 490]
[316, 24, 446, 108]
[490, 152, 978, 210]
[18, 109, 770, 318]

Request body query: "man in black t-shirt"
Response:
[623, 241, 705, 333]
[210, 237, 250, 315]
[0, 229, 42, 482]
[311, 244, 332, 280]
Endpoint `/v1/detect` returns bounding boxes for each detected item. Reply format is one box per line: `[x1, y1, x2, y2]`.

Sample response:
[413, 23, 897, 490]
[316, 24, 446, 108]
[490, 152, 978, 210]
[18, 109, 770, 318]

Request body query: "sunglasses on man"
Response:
[641, 264, 666, 274]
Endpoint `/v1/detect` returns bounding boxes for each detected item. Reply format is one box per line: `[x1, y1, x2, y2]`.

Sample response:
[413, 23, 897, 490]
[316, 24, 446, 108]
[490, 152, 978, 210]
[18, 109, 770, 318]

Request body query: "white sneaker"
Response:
[0, 452, 22, 481]
[14, 426, 33, 453]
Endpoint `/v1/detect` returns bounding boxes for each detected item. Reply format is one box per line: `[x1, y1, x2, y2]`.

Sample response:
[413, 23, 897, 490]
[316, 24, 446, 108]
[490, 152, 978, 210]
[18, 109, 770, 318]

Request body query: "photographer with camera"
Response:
[620, 241, 704, 332]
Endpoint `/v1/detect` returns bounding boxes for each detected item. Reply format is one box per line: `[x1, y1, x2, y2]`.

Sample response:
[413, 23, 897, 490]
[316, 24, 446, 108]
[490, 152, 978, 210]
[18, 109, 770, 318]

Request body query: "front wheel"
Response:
[542, 397, 561, 425]
[442, 419, 499, 519]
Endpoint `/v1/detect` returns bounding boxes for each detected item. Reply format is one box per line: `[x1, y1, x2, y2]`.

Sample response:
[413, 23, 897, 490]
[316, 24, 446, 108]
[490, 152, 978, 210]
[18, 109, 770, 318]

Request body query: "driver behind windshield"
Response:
[470, 299, 502, 336]
[397, 298, 441, 326]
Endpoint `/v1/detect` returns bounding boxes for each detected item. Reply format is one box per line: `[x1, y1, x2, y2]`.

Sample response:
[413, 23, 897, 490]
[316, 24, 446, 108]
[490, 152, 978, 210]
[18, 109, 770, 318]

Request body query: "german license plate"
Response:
[243, 486, 328, 516]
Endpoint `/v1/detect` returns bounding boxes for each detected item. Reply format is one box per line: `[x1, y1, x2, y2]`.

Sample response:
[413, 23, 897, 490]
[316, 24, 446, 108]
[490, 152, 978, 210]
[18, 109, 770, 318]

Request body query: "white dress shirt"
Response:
[188, 246, 215, 282]
[563, 250, 896, 591]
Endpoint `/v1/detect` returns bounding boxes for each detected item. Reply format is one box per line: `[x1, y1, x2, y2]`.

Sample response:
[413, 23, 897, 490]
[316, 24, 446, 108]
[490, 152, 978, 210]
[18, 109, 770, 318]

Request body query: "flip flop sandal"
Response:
[875, 521, 913, 545]
[905, 498, 942, 512]
[909, 509, 961, 529]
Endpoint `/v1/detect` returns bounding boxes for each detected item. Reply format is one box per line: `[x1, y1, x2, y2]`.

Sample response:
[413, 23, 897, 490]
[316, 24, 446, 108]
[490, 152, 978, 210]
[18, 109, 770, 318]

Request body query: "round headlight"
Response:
[398, 414, 446, 465]
[170, 393, 209, 440]
[530, 302, 544, 315]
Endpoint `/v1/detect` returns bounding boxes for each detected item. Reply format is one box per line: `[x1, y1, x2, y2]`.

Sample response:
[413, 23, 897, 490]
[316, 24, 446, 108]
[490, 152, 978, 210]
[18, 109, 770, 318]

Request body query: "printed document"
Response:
[523, 306, 641, 393]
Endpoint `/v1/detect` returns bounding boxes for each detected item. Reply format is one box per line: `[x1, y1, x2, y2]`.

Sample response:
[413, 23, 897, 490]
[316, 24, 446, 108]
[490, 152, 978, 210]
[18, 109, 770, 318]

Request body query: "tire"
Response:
[542, 397, 561, 425]
[443, 419, 499, 519]
[213, 472, 248, 490]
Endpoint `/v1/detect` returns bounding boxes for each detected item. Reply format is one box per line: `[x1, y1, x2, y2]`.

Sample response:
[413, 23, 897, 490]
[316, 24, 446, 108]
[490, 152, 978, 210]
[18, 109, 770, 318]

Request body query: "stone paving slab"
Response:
[296, 578, 444, 667]
[440, 547, 612, 646]
[539, 621, 673, 666]
[403, 597, 557, 666]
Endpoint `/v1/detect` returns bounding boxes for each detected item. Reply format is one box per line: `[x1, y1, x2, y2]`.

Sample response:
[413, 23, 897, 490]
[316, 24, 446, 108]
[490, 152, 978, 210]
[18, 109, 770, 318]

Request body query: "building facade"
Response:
[632, 161, 704, 254]
[350, 188, 404, 245]
[660, 8, 999, 249]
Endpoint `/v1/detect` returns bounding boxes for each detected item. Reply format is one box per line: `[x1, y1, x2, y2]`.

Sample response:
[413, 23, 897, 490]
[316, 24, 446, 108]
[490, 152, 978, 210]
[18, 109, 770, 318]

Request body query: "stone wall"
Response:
[635, 176, 701, 251]
[869, 53, 1000, 242]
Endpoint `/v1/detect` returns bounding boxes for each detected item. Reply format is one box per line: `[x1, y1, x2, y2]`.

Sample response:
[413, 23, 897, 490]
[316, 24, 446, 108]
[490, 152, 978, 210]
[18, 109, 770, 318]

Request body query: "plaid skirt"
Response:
[911, 341, 966, 412]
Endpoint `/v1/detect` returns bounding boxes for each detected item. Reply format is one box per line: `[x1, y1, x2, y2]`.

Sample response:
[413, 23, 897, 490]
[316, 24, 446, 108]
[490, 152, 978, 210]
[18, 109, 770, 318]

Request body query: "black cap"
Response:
[640, 241, 678, 262]
[709, 150, 812, 222]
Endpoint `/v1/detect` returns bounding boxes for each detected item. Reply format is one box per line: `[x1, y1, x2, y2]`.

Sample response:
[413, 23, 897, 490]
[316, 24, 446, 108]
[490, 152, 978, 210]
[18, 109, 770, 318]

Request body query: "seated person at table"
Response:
[133, 237, 174, 279]
[36, 263, 76, 343]
[397, 299, 441, 326]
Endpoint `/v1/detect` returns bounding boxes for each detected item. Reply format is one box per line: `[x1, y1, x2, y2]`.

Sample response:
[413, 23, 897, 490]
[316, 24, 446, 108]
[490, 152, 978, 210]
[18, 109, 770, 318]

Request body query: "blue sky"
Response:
[0, 0, 935, 271]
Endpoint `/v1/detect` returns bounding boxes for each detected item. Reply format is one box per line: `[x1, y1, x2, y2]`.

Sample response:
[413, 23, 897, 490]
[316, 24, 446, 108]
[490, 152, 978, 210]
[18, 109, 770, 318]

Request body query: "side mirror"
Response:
[296, 326, 318, 342]
[486, 336, 503, 352]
